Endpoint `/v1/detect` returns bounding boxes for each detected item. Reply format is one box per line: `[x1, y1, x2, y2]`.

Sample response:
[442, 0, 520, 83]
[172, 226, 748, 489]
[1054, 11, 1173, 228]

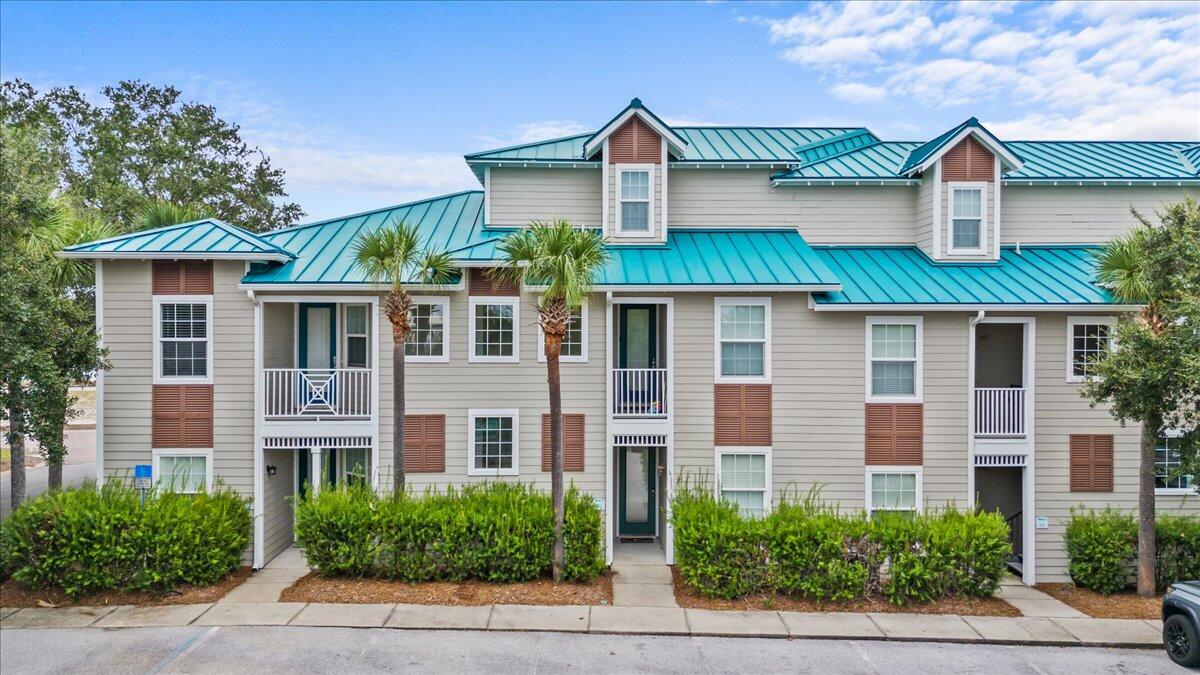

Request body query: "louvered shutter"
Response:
[468, 268, 519, 296]
[541, 413, 585, 472]
[714, 385, 772, 446]
[865, 403, 924, 465]
[153, 261, 213, 294]
[405, 414, 446, 473]
[1070, 434, 1114, 492]
[152, 385, 213, 448]
[941, 137, 994, 181]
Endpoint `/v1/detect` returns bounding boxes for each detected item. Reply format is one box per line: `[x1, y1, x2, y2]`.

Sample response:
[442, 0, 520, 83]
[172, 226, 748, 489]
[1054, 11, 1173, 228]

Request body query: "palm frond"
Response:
[134, 201, 214, 231]
[1093, 229, 1149, 303]
[351, 217, 447, 290]
[497, 219, 609, 306]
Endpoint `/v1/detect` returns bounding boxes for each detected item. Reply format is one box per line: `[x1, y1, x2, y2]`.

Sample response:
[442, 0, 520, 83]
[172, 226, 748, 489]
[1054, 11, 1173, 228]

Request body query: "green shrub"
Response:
[2, 481, 251, 599]
[1064, 508, 1137, 594]
[294, 482, 605, 583]
[671, 486, 1011, 605]
[1157, 515, 1200, 592]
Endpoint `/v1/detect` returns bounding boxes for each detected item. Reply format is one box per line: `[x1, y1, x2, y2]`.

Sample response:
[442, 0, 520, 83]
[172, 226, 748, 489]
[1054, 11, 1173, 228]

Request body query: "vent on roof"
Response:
[793, 129, 879, 164]
[1179, 144, 1200, 176]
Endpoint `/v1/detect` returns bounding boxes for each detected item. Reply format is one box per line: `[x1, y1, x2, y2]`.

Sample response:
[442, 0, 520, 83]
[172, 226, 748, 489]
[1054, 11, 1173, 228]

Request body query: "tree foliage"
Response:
[1, 79, 303, 232]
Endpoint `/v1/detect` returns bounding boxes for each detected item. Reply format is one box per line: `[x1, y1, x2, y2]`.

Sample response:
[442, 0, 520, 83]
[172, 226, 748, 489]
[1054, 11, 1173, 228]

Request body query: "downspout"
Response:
[247, 288, 264, 567]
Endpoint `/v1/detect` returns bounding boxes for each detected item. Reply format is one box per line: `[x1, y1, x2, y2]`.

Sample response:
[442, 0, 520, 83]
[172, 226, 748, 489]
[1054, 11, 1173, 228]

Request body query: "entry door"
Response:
[298, 304, 337, 369]
[619, 447, 657, 536]
[618, 305, 657, 368]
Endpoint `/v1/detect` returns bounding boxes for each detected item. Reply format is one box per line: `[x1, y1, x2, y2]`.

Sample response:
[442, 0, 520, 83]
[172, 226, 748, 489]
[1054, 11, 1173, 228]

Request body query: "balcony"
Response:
[262, 368, 372, 421]
[974, 387, 1026, 438]
[612, 368, 668, 418]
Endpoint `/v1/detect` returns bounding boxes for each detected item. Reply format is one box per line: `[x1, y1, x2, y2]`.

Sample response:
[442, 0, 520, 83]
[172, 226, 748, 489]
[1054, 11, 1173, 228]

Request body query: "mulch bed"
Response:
[0, 567, 252, 608]
[279, 570, 614, 606]
[671, 567, 1020, 616]
[1036, 583, 1161, 620]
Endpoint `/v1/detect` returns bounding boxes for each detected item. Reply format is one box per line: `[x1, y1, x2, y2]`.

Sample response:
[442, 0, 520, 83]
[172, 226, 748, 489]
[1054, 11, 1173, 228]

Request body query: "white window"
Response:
[716, 448, 771, 518]
[468, 297, 519, 363]
[866, 468, 921, 516]
[866, 317, 922, 402]
[405, 296, 449, 363]
[343, 304, 370, 368]
[538, 297, 587, 363]
[1156, 433, 1194, 495]
[714, 298, 771, 383]
[152, 449, 213, 494]
[1066, 316, 1115, 382]
[468, 409, 519, 476]
[948, 183, 986, 254]
[617, 166, 653, 235]
[153, 296, 213, 384]
[340, 447, 370, 487]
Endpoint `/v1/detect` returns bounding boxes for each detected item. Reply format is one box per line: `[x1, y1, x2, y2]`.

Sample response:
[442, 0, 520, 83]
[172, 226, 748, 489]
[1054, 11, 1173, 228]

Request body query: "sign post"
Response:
[134, 464, 152, 505]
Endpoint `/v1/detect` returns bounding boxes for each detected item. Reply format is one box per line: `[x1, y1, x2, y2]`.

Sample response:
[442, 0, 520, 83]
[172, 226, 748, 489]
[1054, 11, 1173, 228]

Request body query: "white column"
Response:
[310, 446, 323, 495]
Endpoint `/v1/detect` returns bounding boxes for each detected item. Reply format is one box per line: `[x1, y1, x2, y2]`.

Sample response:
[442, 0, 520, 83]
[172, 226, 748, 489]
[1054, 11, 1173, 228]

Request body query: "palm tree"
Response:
[132, 201, 214, 232]
[352, 219, 455, 493]
[496, 220, 608, 581]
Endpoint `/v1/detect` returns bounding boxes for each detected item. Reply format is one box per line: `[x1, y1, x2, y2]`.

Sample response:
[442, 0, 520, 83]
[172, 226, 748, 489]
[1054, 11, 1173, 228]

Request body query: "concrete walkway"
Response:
[611, 542, 677, 608]
[994, 575, 1088, 618]
[217, 546, 310, 603]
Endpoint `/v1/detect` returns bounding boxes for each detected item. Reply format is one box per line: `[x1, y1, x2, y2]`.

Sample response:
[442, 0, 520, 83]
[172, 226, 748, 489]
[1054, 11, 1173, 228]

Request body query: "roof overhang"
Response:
[598, 283, 842, 293]
[59, 251, 293, 263]
[583, 104, 688, 159]
[1002, 179, 1200, 186]
[238, 281, 465, 292]
[808, 298, 1141, 312]
[771, 178, 920, 187]
[902, 126, 1024, 177]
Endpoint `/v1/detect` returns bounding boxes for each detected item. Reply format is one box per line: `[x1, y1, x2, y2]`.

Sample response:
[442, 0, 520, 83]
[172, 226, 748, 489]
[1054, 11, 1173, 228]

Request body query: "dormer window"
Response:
[618, 166, 653, 235]
[948, 182, 986, 254]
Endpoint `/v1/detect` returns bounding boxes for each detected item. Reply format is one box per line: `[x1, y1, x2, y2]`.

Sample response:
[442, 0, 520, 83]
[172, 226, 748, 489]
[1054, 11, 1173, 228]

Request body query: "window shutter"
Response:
[609, 117, 661, 164]
[942, 137, 994, 181]
[404, 414, 445, 473]
[152, 385, 213, 448]
[865, 403, 923, 465]
[714, 385, 772, 446]
[153, 261, 213, 295]
[541, 413, 585, 472]
[468, 268, 519, 296]
[1070, 434, 1114, 492]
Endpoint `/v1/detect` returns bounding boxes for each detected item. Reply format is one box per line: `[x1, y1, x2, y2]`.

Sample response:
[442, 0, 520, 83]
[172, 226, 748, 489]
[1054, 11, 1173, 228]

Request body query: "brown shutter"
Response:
[152, 385, 213, 448]
[865, 403, 924, 465]
[541, 413, 585, 472]
[153, 261, 213, 295]
[468, 268, 519, 296]
[714, 385, 772, 446]
[942, 136, 994, 181]
[609, 117, 662, 164]
[404, 414, 446, 473]
[1070, 434, 1114, 492]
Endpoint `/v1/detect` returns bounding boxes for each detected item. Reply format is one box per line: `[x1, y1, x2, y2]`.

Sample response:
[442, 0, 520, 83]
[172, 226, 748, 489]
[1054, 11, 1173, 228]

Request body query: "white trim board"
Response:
[152, 295, 215, 385]
[713, 297, 772, 385]
[467, 296, 521, 364]
[406, 295, 451, 364]
[466, 408, 520, 477]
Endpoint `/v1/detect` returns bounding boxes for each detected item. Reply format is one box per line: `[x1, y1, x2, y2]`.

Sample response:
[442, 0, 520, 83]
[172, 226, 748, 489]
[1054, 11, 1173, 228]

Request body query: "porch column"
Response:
[309, 446, 323, 495]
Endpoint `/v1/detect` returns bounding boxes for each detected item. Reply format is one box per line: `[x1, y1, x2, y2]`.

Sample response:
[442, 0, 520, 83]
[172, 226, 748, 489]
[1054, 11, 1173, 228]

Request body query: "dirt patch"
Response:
[671, 567, 1020, 617]
[1036, 583, 1161, 620]
[280, 571, 614, 606]
[0, 447, 45, 473]
[0, 567, 251, 608]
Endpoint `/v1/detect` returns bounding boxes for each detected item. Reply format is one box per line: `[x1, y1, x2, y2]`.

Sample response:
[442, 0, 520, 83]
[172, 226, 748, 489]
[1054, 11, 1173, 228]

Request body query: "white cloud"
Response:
[508, 120, 590, 143]
[971, 31, 1039, 60]
[830, 82, 889, 103]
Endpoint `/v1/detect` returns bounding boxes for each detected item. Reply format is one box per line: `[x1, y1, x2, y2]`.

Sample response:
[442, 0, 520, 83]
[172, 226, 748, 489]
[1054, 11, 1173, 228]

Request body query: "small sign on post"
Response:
[134, 464, 152, 504]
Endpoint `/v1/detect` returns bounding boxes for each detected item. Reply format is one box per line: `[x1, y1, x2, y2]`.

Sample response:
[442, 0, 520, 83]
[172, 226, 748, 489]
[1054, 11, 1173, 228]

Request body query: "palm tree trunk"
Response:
[1137, 414, 1160, 597]
[393, 325, 406, 496]
[8, 406, 26, 509]
[547, 337, 565, 582]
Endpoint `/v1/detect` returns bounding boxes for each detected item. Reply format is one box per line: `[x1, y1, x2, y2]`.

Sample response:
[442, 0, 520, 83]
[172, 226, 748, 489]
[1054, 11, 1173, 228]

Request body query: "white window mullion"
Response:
[715, 298, 771, 384]
[715, 448, 771, 518]
[866, 316, 922, 403]
[153, 295, 213, 385]
[468, 409, 519, 477]
[468, 296, 519, 363]
[1066, 316, 1116, 383]
[406, 296, 450, 363]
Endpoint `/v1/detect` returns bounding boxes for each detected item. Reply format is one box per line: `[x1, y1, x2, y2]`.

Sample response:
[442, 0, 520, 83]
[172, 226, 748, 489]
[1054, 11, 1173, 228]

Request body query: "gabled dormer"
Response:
[903, 118, 1023, 262]
[584, 98, 687, 244]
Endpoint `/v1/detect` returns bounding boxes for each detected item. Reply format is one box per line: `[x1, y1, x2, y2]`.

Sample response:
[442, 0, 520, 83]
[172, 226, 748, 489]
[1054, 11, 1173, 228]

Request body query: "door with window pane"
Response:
[619, 447, 656, 537]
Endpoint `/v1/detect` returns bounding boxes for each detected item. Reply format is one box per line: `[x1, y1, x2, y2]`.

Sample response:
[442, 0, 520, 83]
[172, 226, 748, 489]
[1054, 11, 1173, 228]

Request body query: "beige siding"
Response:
[604, 163, 664, 244]
[100, 261, 153, 479]
[262, 448, 295, 562]
[263, 303, 294, 368]
[1000, 186, 1198, 244]
[915, 176, 936, 257]
[488, 167, 602, 227]
[940, 180, 997, 261]
[211, 261, 256, 502]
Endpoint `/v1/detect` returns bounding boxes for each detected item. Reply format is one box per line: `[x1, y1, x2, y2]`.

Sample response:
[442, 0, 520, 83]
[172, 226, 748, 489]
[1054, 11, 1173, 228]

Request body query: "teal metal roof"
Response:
[899, 117, 1021, 175]
[772, 142, 921, 181]
[465, 134, 590, 162]
[794, 129, 880, 163]
[242, 191, 490, 285]
[60, 219, 293, 261]
[811, 246, 1120, 307]
[1005, 141, 1200, 181]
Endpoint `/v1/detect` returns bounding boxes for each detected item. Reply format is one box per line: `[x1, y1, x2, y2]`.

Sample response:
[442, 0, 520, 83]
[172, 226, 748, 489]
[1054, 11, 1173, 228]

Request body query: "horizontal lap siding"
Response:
[212, 261, 255, 501]
[1001, 186, 1198, 244]
[263, 303, 293, 369]
[488, 168, 602, 227]
[915, 175, 936, 257]
[262, 448, 295, 562]
[101, 261, 153, 479]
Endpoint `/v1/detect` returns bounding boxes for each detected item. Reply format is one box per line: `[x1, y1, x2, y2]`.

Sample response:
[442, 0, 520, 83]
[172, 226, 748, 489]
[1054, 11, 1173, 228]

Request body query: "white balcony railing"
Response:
[612, 368, 668, 418]
[974, 387, 1026, 437]
[263, 368, 372, 420]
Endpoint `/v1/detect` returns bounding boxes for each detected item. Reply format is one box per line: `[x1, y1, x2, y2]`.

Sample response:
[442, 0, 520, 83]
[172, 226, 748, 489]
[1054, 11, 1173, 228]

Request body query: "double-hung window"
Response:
[1156, 433, 1194, 494]
[1067, 317, 1115, 382]
[715, 298, 770, 382]
[343, 304, 370, 368]
[717, 449, 770, 518]
[866, 317, 922, 402]
[468, 409, 519, 476]
[469, 297, 519, 363]
[341, 447, 370, 486]
[538, 298, 587, 363]
[153, 449, 212, 494]
[154, 296, 213, 384]
[948, 183, 986, 254]
[866, 469, 921, 517]
[406, 296, 449, 362]
[618, 167, 652, 235]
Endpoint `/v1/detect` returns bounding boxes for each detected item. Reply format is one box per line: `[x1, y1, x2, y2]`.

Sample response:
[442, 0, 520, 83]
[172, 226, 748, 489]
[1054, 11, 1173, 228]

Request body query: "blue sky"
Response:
[3, 0, 1198, 222]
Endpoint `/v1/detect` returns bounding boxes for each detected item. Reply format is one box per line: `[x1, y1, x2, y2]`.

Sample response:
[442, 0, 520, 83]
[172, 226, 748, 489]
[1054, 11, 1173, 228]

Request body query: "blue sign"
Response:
[134, 464, 152, 480]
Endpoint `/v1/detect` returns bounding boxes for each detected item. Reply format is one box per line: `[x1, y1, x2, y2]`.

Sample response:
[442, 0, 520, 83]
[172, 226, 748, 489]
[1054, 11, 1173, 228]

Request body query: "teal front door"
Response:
[618, 447, 656, 537]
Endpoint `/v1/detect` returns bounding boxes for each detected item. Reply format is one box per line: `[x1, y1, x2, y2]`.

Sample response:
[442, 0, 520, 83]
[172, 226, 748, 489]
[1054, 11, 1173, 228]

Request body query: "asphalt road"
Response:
[1, 429, 97, 518]
[0, 626, 1177, 674]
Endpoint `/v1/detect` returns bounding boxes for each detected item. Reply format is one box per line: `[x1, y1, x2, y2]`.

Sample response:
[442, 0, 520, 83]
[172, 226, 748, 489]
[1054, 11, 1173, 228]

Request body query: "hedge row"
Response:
[294, 482, 605, 583]
[1, 481, 251, 598]
[672, 488, 1011, 604]
[1065, 508, 1200, 594]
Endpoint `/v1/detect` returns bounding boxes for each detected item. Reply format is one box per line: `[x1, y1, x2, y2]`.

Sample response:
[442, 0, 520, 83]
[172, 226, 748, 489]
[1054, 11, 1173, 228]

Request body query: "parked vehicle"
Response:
[1163, 581, 1200, 668]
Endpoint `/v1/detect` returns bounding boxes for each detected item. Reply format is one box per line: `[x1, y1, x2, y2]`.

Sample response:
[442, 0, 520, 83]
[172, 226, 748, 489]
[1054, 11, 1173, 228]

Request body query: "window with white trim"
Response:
[716, 299, 771, 382]
[1067, 317, 1115, 382]
[1156, 434, 1194, 494]
[468, 409, 519, 476]
[405, 297, 449, 362]
[866, 317, 922, 402]
[538, 298, 587, 363]
[154, 296, 213, 384]
[344, 304, 369, 368]
[153, 449, 212, 494]
[618, 167, 651, 234]
[469, 297, 519, 363]
[866, 469, 920, 517]
[717, 449, 770, 518]
[341, 447, 370, 487]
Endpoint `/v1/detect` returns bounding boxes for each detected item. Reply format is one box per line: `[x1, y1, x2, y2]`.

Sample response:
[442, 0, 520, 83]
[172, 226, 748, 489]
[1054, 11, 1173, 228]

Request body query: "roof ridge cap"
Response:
[63, 217, 221, 251]
[262, 190, 483, 236]
[464, 133, 591, 160]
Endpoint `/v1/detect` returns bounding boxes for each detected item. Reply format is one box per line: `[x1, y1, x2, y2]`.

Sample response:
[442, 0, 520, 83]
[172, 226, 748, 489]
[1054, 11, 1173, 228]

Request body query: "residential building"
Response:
[63, 98, 1200, 583]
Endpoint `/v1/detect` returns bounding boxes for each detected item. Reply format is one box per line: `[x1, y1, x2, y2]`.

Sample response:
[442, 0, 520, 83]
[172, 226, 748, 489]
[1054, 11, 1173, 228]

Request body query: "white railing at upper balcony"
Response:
[612, 368, 668, 418]
[263, 368, 372, 420]
[974, 387, 1026, 437]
